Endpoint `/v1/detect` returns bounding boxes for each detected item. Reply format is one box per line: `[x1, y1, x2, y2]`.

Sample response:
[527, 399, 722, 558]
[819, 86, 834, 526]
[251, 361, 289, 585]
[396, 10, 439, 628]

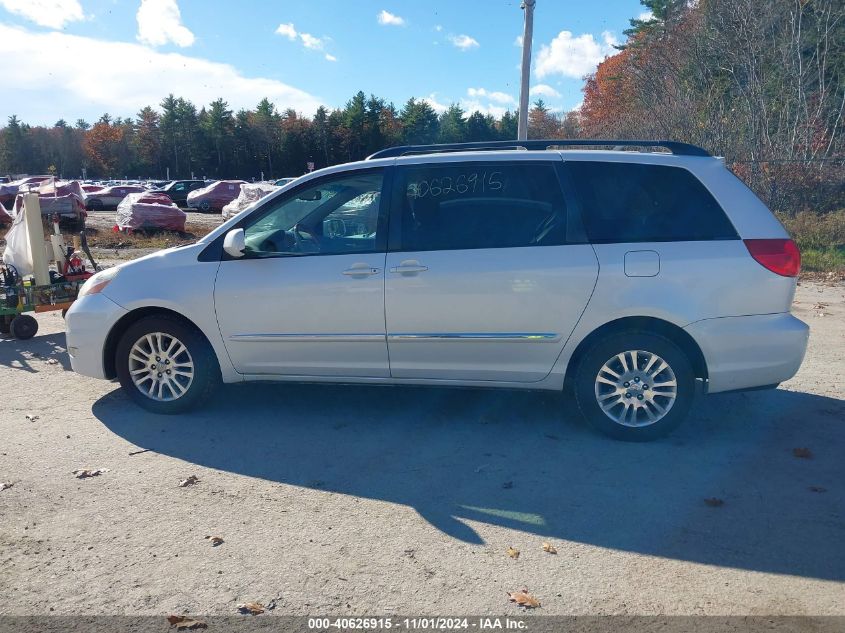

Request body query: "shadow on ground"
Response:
[94, 382, 845, 581]
[0, 331, 71, 372]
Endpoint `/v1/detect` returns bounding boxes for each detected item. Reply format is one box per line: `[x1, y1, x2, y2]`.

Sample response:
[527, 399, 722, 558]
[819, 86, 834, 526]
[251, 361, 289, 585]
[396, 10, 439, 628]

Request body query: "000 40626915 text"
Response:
[406, 171, 505, 199]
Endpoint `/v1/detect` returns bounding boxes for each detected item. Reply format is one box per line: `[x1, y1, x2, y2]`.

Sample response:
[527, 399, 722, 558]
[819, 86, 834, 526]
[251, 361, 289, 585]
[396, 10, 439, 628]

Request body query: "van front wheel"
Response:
[573, 332, 695, 441]
[115, 315, 219, 414]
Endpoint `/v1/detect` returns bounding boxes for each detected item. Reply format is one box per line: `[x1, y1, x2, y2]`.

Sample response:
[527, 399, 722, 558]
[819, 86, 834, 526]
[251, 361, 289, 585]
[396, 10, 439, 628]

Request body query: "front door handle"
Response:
[342, 263, 381, 277]
[389, 260, 429, 274]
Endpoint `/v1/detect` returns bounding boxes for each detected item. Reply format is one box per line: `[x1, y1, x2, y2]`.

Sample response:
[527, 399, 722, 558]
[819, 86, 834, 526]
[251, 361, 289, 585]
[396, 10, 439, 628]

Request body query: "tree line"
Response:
[0, 93, 568, 183]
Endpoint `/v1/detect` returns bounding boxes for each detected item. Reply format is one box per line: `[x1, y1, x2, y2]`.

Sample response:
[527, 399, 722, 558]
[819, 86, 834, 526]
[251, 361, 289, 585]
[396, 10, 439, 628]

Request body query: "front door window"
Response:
[242, 171, 385, 257]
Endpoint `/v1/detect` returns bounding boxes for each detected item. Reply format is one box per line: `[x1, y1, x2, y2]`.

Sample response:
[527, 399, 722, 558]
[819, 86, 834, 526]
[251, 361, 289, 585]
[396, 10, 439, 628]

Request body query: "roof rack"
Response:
[366, 139, 711, 160]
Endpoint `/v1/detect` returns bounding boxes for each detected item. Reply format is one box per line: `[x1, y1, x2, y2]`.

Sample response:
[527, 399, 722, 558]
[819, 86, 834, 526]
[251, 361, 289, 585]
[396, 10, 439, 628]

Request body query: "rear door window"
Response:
[393, 162, 568, 252]
[565, 161, 738, 243]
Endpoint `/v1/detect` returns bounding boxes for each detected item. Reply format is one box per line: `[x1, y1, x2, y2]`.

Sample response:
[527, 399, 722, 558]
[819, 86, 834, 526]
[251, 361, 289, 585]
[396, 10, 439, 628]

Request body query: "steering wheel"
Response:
[292, 222, 320, 251]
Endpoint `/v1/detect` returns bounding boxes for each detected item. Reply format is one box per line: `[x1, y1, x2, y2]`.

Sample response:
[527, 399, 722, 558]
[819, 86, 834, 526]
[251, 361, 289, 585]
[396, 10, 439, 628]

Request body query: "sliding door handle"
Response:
[390, 260, 428, 274]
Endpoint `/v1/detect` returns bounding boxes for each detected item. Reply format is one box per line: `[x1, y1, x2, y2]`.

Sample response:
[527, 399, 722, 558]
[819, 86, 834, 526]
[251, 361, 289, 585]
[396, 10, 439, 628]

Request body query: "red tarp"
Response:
[0, 175, 52, 207]
[116, 192, 186, 231]
[10, 179, 87, 220]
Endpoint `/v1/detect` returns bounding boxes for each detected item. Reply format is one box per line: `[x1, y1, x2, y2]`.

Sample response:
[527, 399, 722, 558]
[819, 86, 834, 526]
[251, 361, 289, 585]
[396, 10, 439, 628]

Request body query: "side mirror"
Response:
[223, 228, 246, 258]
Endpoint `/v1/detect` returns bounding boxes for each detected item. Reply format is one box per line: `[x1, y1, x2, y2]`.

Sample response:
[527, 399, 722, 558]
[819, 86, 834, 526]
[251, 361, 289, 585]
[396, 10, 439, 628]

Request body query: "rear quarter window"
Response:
[566, 161, 739, 243]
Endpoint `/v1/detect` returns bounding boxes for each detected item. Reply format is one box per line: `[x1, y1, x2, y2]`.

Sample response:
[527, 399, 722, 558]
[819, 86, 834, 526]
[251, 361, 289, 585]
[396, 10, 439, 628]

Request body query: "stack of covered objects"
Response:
[116, 192, 186, 232]
[222, 182, 279, 219]
[0, 175, 52, 207]
[10, 179, 87, 221]
[187, 180, 245, 212]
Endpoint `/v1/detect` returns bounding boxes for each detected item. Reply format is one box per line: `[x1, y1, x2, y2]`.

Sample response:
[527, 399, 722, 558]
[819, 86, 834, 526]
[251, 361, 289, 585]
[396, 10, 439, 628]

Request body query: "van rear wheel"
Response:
[573, 332, 695, 441]
[115, 315, 219, 414]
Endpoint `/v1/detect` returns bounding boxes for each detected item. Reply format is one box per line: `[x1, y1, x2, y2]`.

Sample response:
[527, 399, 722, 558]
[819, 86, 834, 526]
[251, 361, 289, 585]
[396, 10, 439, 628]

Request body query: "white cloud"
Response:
[530, 83, 561, 98]
[449, 34, 479, 51]
[324, 53, 337, 62]
[377, 10, 405, 26]
[638, 11, 654, 21]
[275, 22, 297, 40]
[420, 94, 448, 114]
[274, 22, 328, 54]
[0, 23, 323, 124]
[0, 0, 84, 29]
[434, 24, 442, 32]
[136, 0, 195, 48]
[535, 30, 617, 79]
[299, 32, 324, 50]
[460, 100, 508, 119]
[467, 87, 515, 105]
[514, 35, 523, 47]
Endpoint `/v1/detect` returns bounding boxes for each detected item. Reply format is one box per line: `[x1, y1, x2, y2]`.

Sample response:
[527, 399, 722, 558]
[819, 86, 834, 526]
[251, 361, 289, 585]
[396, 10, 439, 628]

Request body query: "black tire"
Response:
[199, 200, 211, 212]
[573, 331, 695, 441]
[87, 198, 103, 211]
[115, 314, 220, 414]
[10, 314, 38, 340]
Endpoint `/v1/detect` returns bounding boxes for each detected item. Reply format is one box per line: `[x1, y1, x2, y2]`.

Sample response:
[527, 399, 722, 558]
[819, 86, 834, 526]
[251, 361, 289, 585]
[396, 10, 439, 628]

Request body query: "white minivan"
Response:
[66, 140, 809, 440]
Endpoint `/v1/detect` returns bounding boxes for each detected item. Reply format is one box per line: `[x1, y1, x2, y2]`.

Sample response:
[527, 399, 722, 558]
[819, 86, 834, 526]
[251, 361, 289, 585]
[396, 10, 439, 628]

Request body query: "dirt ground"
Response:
[0, 280, 843, 617]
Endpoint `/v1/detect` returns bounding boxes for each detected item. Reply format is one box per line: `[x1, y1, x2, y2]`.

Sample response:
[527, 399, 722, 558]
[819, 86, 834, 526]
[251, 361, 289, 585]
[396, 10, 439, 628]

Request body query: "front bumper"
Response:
[65, 293, 128, 379]
[685, 313, 809, 394]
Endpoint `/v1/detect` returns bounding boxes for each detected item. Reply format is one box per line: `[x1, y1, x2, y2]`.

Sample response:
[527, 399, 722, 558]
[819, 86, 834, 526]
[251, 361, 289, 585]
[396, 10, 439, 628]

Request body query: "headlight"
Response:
[78, 267, 120, 297]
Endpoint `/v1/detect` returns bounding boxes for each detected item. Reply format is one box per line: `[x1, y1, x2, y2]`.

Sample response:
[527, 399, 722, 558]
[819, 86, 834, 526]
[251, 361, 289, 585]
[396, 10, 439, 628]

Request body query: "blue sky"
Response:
[0, 0, 647, 125]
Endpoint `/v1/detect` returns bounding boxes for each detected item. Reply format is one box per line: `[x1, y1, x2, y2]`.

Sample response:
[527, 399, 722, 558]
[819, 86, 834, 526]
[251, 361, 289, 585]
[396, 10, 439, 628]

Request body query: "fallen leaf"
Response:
[178, 475, 200, 487]
[704, 497, 724, 507]
[72, 468, 109, 479]
[542, 542, 557, 554]
[205, 535, 224, 546]
[506, 546, 520, 559]
[809, 486, 827, 493]
[1, 482, 13, 491]
[25, 414, 39, 422]
[167, 616, 207, 630]
[237, 602, 265, 615]
[793, 447, 813, 459]
[507, 589, 540, 608]
[47, 358, 59, 365]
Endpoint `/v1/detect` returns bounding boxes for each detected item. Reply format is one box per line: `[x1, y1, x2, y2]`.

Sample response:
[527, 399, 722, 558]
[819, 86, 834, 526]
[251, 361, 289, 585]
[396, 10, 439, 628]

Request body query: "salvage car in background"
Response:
[222, 182, 279, 219]
[152, 180, 207, 207]
[0, 175, 52, 207]
[86, 184, 146, 210]
[16, 179, 88, 225]
[115, 192, 186, 232]
[187, 180, 245, 212]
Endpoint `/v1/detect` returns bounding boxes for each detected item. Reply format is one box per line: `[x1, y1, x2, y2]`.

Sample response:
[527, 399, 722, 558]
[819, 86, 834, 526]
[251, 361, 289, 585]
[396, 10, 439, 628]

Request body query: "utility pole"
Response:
[517, 0, 536, 141]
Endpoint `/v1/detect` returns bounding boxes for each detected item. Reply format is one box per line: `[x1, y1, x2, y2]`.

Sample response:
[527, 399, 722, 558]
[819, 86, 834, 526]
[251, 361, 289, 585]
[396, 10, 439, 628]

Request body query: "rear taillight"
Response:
[744, 239, 801, 277]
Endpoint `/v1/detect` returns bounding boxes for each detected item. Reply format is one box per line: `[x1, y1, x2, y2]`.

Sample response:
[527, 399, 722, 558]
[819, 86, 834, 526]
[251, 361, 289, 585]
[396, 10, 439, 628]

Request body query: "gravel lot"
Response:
[0, 280, 843, 616]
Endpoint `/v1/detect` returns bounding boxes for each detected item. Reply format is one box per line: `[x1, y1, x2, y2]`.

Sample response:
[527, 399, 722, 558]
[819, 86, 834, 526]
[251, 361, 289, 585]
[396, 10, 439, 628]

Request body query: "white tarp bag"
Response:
[2, 205, 34, 276]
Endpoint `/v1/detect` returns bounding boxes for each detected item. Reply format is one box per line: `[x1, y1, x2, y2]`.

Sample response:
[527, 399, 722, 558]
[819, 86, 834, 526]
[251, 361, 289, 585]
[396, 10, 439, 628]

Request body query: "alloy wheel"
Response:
[128, 332, 194, 401]
[594, 349, 678, 427]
